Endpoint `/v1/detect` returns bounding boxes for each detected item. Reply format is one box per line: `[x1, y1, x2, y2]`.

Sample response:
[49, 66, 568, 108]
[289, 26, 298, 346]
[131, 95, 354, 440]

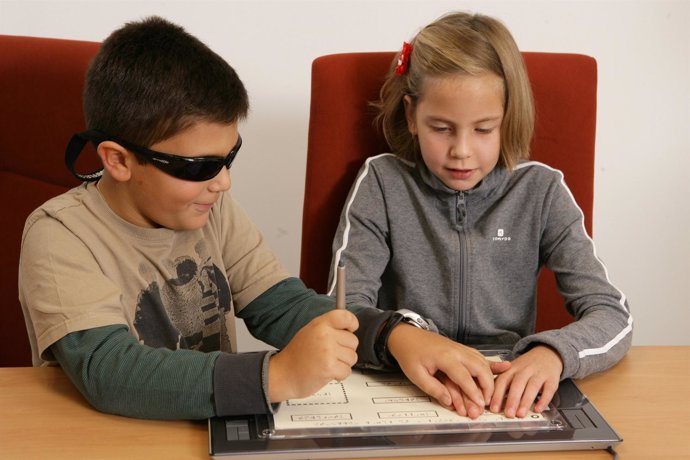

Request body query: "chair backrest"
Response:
[0, 35, 101, 366]
[300, 51, 597, 332]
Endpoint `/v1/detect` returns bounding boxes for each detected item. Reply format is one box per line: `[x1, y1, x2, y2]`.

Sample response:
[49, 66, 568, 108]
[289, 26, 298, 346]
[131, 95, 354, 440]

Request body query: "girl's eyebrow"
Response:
[474, 115, 503, 124]
[425, 115, 503, 125]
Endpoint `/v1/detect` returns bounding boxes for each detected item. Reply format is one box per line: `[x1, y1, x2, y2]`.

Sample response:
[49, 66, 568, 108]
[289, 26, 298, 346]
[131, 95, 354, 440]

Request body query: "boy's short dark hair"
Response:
[84, 16, 248, 147]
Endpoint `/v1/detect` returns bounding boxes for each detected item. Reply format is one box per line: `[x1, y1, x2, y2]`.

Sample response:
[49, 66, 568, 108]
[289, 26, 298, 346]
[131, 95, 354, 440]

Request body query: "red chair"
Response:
[300, 52, 597, 332]
[0, 35, 101, 366]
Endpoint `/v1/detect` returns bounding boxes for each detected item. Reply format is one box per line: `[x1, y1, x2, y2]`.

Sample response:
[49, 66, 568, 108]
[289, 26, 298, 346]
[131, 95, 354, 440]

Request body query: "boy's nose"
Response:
[209, 166, 231, 192]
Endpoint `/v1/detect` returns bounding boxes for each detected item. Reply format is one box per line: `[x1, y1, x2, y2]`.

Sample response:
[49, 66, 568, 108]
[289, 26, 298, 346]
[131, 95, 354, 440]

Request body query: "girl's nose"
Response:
[449, 133, 471, 159]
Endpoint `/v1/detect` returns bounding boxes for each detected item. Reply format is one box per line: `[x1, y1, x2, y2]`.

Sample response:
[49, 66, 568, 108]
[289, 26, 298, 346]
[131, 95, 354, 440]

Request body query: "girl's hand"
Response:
[490, 345, 563, 418]
[437, 358, 510, 418]
[387, 324, 505, 417]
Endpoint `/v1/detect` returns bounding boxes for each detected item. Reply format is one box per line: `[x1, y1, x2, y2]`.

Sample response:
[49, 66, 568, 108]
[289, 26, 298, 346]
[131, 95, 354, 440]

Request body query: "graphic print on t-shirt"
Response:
[133, 240, 232, 352]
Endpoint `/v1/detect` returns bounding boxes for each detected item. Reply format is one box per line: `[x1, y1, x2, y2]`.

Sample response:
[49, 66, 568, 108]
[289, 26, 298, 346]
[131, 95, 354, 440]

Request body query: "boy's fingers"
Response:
[327, 309, 359, 332]
[490, 360, 511, 374]
[441, 365, 486, 409]
[439, 375, 471, 417]
[316, 309, 358, 333]
[341, 347, 358, 367]
[461, 358, 496, 403]
[449, 387, 468, 417]
[465, 398, 484, 419]
[447, 386, 484, 419]
[334, 329, 359, 350]
[408, 370, 453, 407]
[472, 369, 495, 405]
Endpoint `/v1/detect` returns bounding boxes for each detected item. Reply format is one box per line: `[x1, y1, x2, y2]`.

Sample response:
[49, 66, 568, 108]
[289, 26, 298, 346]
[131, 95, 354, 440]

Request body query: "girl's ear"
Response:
[403, 95, 417, 135]
[96, 141, 134, 182]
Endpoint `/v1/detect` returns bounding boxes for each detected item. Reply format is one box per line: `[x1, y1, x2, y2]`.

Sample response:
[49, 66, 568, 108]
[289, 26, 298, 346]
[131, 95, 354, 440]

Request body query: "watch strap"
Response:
[373, 313, 404, 368]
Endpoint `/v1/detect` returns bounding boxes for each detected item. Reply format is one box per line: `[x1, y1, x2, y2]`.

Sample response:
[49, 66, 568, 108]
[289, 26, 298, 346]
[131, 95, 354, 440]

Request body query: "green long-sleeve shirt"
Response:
[51, 277, 391, 419]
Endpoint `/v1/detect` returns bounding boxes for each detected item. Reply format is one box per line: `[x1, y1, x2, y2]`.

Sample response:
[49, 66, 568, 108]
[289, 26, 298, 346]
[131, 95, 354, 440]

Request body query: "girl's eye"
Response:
[475, 127, 494, 134]
[431, 126, 450, 133]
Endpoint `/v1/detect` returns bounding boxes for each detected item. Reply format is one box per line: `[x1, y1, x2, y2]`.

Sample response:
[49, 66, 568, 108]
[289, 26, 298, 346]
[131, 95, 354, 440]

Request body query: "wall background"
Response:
[2, 0, 688, 349]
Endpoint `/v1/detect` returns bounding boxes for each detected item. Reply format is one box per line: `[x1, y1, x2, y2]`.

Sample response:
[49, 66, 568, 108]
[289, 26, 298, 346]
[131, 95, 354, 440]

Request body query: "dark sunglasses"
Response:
[65, 129, 242, 182]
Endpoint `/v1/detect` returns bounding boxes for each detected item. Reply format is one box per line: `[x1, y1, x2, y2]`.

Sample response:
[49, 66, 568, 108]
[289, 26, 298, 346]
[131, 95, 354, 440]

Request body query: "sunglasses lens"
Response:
[109, 133, 241, 181]
[169, 136, 241, 181]
[171, 160, 225, 181]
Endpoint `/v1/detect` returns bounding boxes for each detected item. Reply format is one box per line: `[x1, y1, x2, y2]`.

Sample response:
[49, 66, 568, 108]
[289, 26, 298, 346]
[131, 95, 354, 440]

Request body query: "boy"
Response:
[19, 16, 502, 420]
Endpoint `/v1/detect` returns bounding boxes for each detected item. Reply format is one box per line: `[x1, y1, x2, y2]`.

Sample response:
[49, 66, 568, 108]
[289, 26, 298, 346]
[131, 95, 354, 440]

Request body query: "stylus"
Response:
[336, 261, 346, 309]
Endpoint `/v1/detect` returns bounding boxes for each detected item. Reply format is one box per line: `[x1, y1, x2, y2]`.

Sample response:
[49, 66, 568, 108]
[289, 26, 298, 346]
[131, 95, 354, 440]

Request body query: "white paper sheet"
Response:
[270, 369, 551, 438]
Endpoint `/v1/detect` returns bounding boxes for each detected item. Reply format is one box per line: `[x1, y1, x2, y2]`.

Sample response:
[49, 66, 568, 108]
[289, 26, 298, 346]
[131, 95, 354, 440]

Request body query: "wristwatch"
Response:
[374, 309, 434, 368]
[397, 308, 431, 331]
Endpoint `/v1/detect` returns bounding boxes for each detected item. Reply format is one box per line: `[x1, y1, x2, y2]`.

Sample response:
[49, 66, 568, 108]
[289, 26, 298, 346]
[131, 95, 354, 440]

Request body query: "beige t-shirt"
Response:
[19, 182, 288, 366]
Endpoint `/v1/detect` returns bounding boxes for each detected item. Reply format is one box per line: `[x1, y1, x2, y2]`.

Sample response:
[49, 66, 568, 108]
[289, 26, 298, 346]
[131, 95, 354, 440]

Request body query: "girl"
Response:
[329, 12, 632, 419]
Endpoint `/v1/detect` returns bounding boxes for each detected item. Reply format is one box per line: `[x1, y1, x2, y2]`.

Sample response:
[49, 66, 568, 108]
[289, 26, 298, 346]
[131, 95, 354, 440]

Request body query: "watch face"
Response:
[400, 311, 430, 330]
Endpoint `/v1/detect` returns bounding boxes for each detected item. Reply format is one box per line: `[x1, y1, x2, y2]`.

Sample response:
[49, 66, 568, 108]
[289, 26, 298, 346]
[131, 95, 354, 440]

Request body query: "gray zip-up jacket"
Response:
[328, 154, 632, 380]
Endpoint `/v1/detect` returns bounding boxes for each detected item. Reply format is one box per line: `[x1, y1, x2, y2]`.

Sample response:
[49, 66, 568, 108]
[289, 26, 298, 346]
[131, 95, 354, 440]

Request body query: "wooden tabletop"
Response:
[1, 346, 688, 459]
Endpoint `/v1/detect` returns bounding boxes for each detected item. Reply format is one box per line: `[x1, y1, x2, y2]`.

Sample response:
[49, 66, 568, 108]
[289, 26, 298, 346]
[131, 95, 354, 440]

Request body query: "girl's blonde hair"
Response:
[375, 12, 534, 170]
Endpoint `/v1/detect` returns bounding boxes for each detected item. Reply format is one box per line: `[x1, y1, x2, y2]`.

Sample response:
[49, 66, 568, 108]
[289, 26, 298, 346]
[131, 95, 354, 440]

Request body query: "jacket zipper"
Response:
[455, 192, 469, 342]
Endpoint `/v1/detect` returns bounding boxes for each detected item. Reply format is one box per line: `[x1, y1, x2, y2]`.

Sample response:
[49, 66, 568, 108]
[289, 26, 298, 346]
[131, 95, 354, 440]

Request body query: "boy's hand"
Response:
[387, 324, 508, 418]
[489, 345, 563, 418]
[268, 309, 358, 402]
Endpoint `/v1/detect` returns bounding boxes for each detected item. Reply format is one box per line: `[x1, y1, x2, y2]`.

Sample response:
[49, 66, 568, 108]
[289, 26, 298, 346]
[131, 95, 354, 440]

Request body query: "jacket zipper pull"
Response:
[456, 192, 467, 226]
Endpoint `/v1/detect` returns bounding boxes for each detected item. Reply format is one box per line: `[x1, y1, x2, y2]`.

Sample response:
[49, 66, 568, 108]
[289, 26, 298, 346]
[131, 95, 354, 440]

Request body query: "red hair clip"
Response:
[395, 41, 413, 76]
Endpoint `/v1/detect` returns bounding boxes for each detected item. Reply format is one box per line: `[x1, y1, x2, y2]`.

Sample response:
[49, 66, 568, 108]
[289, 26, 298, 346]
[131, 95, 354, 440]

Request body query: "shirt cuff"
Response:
[213, 351, 274, 416]
[353, 308, 395, 368]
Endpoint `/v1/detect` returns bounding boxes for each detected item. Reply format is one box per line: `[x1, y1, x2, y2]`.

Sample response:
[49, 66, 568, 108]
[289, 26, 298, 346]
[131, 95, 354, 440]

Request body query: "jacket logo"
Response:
[492, 228, 512, 241]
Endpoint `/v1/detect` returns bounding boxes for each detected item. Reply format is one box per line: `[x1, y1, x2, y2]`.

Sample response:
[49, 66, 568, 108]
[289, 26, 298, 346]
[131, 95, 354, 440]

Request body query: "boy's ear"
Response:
[96, 141, 134, 181]
[403, 95, 417, 135]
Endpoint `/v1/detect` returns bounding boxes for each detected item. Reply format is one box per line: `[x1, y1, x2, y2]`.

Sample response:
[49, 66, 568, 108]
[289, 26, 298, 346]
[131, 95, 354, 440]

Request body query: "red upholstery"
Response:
[300, 52, 597, 333]
[0, 35, 101, 366]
